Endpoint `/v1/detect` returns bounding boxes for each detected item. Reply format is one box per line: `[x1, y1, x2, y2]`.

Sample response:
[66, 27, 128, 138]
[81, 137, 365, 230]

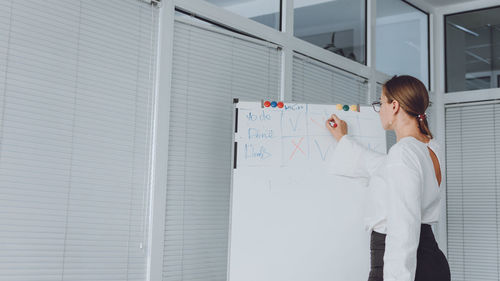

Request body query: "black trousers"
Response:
[368, 224, 451, 281]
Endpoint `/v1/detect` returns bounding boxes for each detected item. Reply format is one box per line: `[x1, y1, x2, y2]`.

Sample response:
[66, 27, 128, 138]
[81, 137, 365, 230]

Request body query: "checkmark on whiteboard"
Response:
[314, 139, 332, 161]
[288, 113, 302, 131]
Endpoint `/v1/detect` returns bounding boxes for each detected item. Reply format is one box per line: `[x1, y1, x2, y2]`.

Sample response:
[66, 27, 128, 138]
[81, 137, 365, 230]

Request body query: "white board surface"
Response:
[228, 101, 387, 281]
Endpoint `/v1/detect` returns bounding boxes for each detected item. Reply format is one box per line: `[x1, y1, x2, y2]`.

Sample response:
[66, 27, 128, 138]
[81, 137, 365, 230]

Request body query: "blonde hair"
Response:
[383, 75, 433, 139]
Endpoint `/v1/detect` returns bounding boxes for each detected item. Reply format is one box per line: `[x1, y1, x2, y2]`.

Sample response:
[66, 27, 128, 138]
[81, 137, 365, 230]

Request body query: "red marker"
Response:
[329, 120, 337, 128]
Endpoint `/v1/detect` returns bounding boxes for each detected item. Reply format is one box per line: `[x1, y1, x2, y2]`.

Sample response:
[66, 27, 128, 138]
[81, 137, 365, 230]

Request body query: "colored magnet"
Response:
[277, 101, 284, 108]
[270, 101, 277, 107]
[264, 101, 271, 107]
[343, 105, 350, 111]
[336, 104, 343, 110]
[350, 105, 358, 112]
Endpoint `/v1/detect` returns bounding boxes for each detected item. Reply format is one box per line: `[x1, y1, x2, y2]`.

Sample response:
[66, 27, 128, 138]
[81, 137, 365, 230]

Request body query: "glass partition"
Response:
[205, 0, 280, 30]
[445, 6, 500, 92]
[294, 0, 366, 65]
[376, 0, 429, 88]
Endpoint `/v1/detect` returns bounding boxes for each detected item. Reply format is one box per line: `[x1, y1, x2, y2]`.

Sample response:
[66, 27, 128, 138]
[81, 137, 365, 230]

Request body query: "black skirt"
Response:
[368, 224, 450, 281]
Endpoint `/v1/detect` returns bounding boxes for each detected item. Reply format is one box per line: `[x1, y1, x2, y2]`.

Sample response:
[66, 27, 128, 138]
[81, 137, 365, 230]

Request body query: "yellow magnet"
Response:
[336, 104, 343, 110]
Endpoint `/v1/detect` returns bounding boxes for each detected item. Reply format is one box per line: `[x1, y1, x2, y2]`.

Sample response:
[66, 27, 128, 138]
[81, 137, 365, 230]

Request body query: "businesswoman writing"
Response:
[325, 75, 450, 281]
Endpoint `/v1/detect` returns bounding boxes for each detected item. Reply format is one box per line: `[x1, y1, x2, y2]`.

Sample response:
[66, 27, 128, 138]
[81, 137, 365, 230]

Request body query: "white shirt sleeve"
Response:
[383, 163, 422, 281]
[328, 135, 386, 179]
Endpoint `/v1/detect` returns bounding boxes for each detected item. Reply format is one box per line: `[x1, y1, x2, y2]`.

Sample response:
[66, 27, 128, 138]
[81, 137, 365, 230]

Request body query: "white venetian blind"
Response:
[164, 18, 281, 281]
[446, 103, 500, 281]
[0, 1, 158, 280]
[292, 53, 368, 104]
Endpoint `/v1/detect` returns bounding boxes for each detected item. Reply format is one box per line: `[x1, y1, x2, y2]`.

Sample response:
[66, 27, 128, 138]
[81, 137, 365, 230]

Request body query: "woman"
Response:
[325, 75, 450, 281]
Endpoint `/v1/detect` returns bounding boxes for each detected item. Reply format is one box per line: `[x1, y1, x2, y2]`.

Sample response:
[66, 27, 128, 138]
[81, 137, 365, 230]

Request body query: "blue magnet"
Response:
[270, 101, 277, 107]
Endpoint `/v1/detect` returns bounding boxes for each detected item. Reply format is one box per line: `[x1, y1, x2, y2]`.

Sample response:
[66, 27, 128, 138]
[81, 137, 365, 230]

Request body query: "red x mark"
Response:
[310, 117, 322, 128]
[289, 137, 306, 160]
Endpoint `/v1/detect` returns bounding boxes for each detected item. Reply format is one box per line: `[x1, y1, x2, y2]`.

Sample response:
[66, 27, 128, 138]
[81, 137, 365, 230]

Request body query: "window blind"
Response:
[0, 1, 158, 280]
[291, 53, 368, 105]
[164, 18, 281, 281]
[446, 103, 500, 281]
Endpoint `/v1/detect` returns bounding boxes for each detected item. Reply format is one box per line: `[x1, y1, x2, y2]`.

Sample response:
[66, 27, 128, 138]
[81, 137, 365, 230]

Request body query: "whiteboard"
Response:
[228, 101, 387, 281]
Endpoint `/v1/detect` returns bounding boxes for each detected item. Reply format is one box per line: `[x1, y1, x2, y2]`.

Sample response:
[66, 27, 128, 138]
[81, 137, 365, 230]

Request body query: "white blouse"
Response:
[328, 135, 443, 281]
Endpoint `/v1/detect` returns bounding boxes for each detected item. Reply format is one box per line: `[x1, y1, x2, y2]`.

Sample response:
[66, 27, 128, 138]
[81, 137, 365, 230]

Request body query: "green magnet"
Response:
[343, 105, 350, 111]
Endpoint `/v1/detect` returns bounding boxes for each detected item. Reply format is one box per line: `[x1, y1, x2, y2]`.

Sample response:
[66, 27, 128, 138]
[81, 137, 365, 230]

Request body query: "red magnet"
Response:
[264, 101, 271, 107]
[277, 101, 284, 108]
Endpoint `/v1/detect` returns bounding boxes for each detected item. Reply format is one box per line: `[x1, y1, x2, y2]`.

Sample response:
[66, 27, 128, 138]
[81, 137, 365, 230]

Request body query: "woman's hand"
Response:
[325, 114, 348, 142]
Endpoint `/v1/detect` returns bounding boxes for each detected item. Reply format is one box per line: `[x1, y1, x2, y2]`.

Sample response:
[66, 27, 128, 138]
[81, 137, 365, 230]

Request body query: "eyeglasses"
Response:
[371, 101, 382, 113]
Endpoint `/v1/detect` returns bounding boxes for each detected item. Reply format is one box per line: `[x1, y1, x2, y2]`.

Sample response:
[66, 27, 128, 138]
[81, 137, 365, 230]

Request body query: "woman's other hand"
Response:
[325, 114, 348, 142]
